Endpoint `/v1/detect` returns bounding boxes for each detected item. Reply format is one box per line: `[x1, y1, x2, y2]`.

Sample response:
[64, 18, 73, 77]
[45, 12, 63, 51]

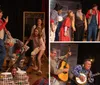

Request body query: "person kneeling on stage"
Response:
[4, 31, 27, 70]
[0, 9, 8, 71]
[71, 59, 94, 85]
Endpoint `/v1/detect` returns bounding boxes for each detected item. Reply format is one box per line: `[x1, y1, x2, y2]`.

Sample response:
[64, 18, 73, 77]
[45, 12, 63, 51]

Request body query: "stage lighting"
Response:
[90, 58, 95, 63]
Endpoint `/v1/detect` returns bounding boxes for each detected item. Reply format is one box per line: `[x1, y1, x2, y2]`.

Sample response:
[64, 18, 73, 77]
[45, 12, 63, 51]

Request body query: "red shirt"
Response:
[50, 19, 54, 23]
[62, 17, 71, 28]
[0, 19, 7, 31]
[86, 9, 100, 25]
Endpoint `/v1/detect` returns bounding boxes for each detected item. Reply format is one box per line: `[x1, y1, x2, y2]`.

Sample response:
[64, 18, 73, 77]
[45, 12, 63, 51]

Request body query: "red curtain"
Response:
[42, 0, 49, 55]
[42, 0, 45, 12]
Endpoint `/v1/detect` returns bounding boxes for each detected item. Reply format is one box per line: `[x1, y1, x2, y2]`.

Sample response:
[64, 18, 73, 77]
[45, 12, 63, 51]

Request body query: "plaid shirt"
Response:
[72, 65, 94, 84]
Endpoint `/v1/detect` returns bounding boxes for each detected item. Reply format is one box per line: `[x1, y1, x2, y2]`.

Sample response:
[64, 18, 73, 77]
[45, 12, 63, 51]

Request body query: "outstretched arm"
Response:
[24, 36, 31, 46]
[0, 22, 7, 31]
[0, 16, 8, 31]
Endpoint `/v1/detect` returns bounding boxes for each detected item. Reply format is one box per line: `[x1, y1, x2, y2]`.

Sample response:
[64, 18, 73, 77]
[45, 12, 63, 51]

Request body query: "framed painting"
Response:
[23, 12, 45, 42]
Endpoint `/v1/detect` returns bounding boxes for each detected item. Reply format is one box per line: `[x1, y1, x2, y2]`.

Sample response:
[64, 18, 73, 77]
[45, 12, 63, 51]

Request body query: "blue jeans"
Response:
[55, 22, 62, 41]
[87, 24, 97, 41]
[0, 39, 6, 69]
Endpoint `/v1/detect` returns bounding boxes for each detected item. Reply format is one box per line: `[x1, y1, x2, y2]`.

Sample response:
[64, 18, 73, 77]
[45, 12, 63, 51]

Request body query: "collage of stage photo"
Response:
[0, 0, 100, 85]
[0, 0, 48, 85]
[50, 0, 100, 85]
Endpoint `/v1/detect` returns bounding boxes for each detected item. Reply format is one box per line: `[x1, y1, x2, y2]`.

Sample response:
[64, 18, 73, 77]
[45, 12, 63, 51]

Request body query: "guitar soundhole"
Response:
[63, 72, 67, 74]
[64, 66, 66, 68]
[63, 66, 67, 74]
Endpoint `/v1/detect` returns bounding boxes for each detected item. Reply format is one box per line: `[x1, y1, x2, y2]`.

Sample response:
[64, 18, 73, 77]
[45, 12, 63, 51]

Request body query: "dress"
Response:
[59, 17, 71, 41]
[31, 37, 45, 56]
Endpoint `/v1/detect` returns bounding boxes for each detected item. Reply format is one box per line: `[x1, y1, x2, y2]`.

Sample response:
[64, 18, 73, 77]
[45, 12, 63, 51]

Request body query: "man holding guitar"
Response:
[50, 47, 71, 85]
[0, 9, 8, 72]
[71, 59, 94, 85]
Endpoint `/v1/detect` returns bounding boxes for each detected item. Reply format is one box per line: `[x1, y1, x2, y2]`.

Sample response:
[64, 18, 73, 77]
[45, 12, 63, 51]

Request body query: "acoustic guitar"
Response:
[75, 72, 100, 85]
[58, 45, 71, 82]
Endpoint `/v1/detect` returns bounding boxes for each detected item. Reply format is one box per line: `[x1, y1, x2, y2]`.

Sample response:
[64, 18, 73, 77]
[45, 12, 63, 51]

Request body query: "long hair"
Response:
[36, 18, 44, 30]
[32, 28, 42, 39]
[67, 10, 74, 21]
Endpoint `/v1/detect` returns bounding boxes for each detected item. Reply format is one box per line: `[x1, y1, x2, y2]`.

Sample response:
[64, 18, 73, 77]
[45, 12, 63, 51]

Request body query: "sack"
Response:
[31, 47, 40, 56]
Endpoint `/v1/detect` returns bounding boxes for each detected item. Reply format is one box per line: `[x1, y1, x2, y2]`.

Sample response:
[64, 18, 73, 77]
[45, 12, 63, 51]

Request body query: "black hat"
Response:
[54, 3, 63, 11]
[76, 4, 82, 10]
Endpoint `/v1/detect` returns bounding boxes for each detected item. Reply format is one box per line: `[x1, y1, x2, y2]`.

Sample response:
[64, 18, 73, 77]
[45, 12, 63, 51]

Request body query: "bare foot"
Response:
[36, 70, 42, 76]
[32, 66, 38, 71]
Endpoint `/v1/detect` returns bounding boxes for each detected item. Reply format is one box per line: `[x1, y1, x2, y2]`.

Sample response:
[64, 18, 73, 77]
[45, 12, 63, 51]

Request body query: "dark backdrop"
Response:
[78, 43, 100, 85]
[0, 0, 49, 55]
[81, 0, 100, 14]
[66, 0, 100, 14]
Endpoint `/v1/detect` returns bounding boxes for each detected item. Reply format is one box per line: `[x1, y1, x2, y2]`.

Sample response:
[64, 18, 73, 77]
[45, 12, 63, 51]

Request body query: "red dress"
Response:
[59, 17, 71, 41]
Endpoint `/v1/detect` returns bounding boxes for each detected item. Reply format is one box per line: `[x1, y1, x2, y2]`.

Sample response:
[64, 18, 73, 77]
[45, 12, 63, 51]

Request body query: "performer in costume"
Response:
[55, 8, 63, 41]
[24, 28, 45, 74]
[86, 4, 100, 41]
[0, 9, 8, 71]
[50, 3, 63, 41]
[50, 48, 71, 85]
[74, 5, 87, 41]
[71, 59, 94, 85]
[59, 10, 76, 41]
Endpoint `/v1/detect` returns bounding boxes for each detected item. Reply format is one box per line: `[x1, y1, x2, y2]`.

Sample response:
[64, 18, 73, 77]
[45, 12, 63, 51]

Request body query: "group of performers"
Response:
[50, 47, 96, 85]
[50, 3, 100, 41]
[0, 9, 46, 75]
